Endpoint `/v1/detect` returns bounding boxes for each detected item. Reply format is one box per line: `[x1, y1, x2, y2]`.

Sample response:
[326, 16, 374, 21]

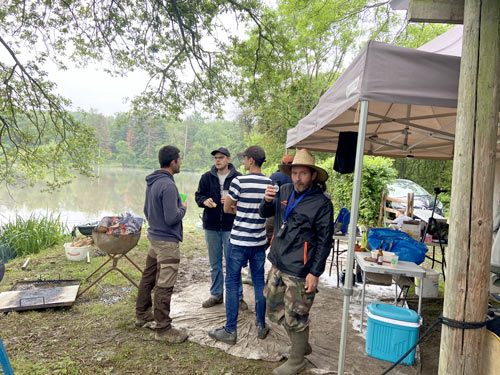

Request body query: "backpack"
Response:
[334, 208, 350, 234]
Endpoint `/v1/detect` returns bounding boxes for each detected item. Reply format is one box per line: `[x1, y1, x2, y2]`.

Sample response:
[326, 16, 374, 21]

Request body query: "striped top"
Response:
[228, 173, 271, 247]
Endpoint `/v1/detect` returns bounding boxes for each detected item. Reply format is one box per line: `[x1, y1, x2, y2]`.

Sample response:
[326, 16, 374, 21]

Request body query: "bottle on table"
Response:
[377, 243, 384, 265]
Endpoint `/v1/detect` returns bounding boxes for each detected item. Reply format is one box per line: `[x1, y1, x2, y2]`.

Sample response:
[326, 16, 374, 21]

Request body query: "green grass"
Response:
[0, 213, 68, 260]
[0, 228, 276, 375]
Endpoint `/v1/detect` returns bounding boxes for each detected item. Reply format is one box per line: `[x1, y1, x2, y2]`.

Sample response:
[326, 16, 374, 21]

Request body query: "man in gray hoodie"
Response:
[135, 145, 188, 343]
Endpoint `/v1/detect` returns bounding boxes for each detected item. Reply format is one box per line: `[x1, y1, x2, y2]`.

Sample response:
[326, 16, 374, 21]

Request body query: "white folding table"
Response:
[355, 252, 426, 332]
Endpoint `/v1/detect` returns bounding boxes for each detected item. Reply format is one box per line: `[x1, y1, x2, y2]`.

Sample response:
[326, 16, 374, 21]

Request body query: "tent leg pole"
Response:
[338, 100, 368, 375]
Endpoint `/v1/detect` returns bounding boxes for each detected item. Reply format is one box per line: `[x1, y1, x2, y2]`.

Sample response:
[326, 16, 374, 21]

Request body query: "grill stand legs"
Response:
[77, 254, 143, 298]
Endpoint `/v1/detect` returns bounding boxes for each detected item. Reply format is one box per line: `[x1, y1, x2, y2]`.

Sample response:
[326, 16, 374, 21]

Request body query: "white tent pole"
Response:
[337, 100, 368, 375]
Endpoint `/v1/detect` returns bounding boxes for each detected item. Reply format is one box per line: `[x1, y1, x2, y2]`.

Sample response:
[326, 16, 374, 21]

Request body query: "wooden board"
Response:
[0, 284, 80, 312]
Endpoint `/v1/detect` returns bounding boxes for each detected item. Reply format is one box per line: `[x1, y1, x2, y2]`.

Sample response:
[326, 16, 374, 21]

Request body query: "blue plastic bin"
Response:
[365, 303, 420, 365]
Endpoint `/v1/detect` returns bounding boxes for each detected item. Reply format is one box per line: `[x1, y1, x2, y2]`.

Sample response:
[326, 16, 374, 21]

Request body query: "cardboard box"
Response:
[401, 221, 420, 240]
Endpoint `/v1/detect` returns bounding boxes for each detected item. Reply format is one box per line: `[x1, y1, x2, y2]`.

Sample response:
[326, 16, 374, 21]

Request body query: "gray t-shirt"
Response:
[218, 171, 229, 194]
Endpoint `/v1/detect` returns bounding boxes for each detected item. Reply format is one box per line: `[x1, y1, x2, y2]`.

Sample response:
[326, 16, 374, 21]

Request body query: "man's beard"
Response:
[293, 181, 311, 193]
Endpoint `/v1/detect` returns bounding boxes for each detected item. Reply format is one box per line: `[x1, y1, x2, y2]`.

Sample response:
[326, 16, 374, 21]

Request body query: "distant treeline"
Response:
[77, 111, 248, 172]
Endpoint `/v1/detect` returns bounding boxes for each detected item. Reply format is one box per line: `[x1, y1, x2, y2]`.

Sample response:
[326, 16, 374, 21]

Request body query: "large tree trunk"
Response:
[438, 0, 500, 374]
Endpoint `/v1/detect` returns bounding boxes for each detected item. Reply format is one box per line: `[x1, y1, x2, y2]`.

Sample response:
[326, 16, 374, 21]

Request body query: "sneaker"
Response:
[239, 299, 248, 311]
[208, 327, 237, 345]
[257, 323, 270, 339]
[202, 295, 223, 308]
[155, 327, 188, 344]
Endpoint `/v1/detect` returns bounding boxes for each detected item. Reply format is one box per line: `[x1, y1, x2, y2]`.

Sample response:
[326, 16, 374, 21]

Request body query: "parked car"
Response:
[387, 179, 445, 217]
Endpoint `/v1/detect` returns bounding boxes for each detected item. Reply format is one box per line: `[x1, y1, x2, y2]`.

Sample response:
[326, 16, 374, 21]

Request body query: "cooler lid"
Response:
[367, 303, 420, 323]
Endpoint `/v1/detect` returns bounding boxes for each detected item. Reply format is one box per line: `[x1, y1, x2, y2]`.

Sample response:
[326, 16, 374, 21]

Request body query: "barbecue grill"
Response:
[77, 229, 143, 298]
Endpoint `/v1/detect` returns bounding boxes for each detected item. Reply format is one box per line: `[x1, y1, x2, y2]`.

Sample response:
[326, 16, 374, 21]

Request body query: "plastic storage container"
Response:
[415, 267, 440, 298]
[64, 243, 90, 261]
[366, 303, 420, 365]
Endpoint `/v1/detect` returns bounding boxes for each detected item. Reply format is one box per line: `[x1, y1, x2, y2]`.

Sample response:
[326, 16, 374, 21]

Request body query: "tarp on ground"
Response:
[285, 40, 500, 160]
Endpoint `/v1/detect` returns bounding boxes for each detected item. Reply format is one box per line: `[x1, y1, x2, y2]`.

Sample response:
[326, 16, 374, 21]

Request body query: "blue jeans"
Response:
[205, 230, 243, 299]
[225, 242, 266, 333]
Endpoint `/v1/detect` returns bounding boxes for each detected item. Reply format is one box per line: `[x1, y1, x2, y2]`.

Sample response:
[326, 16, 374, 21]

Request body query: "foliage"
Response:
[0, 1, 271, 116]
[0, 214, 68, 258]
[318, 156, 397, 226]
[0, 0, 271, 188]
[81, 110, 246, 172]
[230, 0, 453, 173]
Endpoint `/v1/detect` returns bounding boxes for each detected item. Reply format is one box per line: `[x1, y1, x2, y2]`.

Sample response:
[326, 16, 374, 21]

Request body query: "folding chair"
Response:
[378, 191, 414, 227]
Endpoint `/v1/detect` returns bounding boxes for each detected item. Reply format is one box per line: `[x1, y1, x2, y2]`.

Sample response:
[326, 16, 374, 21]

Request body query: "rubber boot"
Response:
[278, 329, 312, 357]
[273, 328, 308, 375]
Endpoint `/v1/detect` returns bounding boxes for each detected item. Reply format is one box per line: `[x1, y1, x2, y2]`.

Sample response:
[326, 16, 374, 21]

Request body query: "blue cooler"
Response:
[365, 303, 420, 365]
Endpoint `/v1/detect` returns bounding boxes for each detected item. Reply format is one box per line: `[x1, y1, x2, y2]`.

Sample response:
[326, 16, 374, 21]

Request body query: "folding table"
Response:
[355, 252, 426, 332]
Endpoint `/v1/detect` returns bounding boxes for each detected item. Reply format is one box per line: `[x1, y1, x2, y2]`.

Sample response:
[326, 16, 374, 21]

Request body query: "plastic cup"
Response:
[222, 190, 229, 199]
[179, 193, 187, 203]
[390, 254, 399, 268]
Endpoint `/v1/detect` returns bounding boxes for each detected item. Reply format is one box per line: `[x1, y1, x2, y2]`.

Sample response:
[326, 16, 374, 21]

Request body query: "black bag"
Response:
[333, 131, 358, 174]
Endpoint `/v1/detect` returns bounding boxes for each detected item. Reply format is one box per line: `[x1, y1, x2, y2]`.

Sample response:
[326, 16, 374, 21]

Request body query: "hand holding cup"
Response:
[264, 185, 276, 202]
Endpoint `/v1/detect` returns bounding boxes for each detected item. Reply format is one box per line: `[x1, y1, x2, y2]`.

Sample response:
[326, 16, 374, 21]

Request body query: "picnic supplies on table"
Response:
[367, 228, 427, 265]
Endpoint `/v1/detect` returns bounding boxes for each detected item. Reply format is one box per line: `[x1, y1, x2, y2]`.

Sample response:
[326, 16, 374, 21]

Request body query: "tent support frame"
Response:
[337, 100, 368, 375]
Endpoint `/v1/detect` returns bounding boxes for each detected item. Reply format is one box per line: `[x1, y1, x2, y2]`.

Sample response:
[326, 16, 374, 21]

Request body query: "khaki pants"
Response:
[136, 240, 180, 332]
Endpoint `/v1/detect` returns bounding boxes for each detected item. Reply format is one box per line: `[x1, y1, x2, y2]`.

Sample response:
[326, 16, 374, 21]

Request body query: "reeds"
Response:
[0, 214, 68, 260]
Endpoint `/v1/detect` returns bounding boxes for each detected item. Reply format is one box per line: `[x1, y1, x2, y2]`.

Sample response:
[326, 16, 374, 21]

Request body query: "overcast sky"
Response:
[47, 62, 149, 116]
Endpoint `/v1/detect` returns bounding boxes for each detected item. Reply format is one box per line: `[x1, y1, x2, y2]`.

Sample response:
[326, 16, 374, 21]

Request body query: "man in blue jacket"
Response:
[195, 148, 248, 309]
[135, 145, 188, 344]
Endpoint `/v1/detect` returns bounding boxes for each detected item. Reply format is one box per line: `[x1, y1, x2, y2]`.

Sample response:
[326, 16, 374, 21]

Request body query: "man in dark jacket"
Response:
[135, 145, 188, 344]
[195, 147, 246, 309]
[259, 148, 333, 375]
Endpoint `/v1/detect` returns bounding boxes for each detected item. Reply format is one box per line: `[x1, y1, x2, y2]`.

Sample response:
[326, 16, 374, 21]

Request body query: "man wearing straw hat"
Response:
[259, 148, 333, 375]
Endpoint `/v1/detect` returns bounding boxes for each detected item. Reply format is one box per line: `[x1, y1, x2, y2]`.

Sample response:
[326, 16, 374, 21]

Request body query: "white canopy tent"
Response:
[285, 36, 499, 374]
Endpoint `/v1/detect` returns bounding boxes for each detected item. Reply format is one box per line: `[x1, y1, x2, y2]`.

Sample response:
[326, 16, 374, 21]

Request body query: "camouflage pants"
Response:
[265, 266, 315, 332]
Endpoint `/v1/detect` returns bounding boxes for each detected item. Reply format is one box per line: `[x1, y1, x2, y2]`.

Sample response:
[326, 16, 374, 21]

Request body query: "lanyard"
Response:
[284, 189, 309, 223]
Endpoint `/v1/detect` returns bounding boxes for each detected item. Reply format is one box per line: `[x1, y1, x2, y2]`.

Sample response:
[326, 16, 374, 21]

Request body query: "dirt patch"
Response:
[407, 297, 443, 375]
[176, 255, 210, 290]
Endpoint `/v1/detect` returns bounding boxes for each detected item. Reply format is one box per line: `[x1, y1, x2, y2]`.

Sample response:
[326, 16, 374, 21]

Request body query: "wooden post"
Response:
[378, 190, 386, 227]
[439, 0, 500, 373]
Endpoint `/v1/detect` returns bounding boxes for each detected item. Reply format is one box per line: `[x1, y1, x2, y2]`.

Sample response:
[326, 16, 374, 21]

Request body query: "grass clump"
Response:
[0, 213, 68, 260]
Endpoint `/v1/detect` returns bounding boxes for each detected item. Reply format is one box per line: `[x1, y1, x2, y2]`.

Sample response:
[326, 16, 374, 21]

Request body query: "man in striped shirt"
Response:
[208, 145, 271, 345]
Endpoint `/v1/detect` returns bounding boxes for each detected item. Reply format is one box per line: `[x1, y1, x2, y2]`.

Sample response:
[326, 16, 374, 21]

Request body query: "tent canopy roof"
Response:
[286, 39, 499, 160]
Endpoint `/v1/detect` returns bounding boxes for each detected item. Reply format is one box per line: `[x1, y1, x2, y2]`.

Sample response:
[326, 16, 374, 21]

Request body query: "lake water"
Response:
[0, 166, 203, 231]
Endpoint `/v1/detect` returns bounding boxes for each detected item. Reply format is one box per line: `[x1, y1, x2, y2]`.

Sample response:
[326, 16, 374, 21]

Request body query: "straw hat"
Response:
[279, 149, 328, 183]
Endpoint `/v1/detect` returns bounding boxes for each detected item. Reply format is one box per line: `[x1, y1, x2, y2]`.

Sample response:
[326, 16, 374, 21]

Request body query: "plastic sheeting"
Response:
[170, 277, 419, 374]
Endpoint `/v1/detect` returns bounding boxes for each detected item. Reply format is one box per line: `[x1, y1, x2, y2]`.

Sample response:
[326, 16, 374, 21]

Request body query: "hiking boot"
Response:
[242, 273, 253, 285]
[257, 323, 270, 339]
[155, 327, 188, 344]
[202, 295, 223, 308]
[239, 299, 248, 311]
[208, 327, 237, 345]
[135, 314, 154, 327]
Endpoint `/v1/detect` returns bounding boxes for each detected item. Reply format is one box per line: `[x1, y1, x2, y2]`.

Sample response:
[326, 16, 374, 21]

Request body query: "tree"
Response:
[115, 140, 136, 167]
[318, 156, 397, 227]
[0, 0, 270, 188]
[230, 1, 452, 169]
